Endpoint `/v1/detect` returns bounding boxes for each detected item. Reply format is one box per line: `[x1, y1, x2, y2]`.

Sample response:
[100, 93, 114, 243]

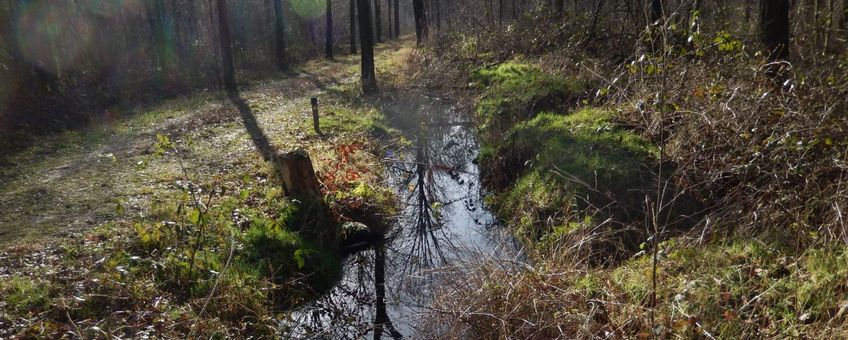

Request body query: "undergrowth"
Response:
[425, 237, 848, 338]
[403, 4, 848, 339]
[483, 108, 661, 261]
[0, 73, 400, 338]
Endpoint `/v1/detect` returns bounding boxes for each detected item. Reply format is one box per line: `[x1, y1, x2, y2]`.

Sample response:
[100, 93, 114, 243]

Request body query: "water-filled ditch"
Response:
[283, 94, 523, 338]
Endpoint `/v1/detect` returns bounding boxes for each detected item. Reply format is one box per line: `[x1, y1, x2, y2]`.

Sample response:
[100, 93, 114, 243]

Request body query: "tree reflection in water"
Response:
[281, 97, 503, 339]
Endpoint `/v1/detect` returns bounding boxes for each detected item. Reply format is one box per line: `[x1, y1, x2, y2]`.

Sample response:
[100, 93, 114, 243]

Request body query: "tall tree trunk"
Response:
[424, 0, 430, 28]
[413, 0, 428, 45]
[651, 0, 664, 23]
[172, 3, 189, 83]
[386, 0, 393, 39]
[499, 0, 504, 25]
[350, 0, 357, 53]
[325, 0, 334, 58]
[555, 0, 564, 17]
[394, 0, 400, 38]
[745, 0, 752, 23]
[357, 0, 378, 92]
[153, 0, 173, 83]
[842, 0, 848, 30]
[216, 0, 237, 91]
[273, 0, 287, 70]
[760, 0, 791, 61]
[435, 0, 441, 30]
[374, 0, 383, 42]
[587, 0, 606, 41]
[512, 0, 517, 20]
[393, 0, 400, 37]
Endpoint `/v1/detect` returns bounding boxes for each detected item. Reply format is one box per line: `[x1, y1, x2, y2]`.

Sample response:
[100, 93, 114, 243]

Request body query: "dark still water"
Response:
[281, 94, 522, 339]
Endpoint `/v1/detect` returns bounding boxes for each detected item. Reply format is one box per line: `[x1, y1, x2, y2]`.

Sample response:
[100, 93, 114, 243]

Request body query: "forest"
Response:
[1, 0, 847, 338]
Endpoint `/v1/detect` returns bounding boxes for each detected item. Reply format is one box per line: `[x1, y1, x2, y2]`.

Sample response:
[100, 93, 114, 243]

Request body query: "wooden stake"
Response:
[311, 97, 323, 136]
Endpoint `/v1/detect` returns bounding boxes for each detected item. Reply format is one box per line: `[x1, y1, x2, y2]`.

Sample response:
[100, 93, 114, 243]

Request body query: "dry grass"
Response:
[407, 4, 848, 338]
[0, 40, 410, 338]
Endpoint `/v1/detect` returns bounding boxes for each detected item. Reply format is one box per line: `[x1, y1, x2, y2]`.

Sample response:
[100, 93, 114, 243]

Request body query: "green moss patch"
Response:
[606, 239, 848, 338]
[473, 61, 587, 140]
[484, 109, 657, 242]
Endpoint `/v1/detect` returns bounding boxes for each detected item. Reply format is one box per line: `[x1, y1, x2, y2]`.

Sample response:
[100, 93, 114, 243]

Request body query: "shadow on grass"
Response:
[227, 90, 276, 161]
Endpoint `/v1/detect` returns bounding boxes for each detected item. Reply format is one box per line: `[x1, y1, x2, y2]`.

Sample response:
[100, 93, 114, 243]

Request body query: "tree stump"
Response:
[274, 148, 321, 197]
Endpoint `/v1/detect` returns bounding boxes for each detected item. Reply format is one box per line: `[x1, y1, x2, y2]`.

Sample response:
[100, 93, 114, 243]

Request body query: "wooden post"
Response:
[274, 149, 321, 197]
[311, 97, 323, 136]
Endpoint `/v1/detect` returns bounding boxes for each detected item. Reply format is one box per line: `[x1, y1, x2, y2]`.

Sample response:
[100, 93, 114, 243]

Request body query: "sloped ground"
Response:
[397, 22, 848, 337]
[0, 39, 415, 338]
[0, 39, 408, 247]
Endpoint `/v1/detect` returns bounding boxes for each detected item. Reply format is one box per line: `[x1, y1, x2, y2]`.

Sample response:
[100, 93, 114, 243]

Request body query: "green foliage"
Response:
[538, 216, 594, 252]
[240, 202, 341, 301]
[154, 133, 173, 156]
[714, 31, 744, 53]
[602, 239, 848, 337]
[317, 104, 394, 137]
[0, 276, 53, 315]
[334, 182, 394, 210]
[126, 176, 341, 308]
[472, 61, 586, 139]
[242, 221, 301, 271]
[489, 109, 657, 240]
[795, 246, 848, 324]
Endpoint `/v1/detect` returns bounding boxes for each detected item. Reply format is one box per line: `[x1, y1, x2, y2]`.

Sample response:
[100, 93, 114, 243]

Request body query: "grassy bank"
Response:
[398, 15, 848, 339]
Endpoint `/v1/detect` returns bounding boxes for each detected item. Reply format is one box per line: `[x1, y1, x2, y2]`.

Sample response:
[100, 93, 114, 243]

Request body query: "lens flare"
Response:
[15, 2, 94, 75]
[290, 0, 327, 19]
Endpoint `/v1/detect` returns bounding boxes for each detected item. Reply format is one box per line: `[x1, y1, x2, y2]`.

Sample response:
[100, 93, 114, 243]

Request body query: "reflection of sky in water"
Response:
[282, 96, 522, 339]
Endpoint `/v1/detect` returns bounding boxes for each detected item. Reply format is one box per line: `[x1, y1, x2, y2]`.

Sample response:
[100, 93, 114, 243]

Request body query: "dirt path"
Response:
[0, 39, 411, 247]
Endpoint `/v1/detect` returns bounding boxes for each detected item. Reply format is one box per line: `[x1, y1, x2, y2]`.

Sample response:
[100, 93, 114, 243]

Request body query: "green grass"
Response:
[0, 39, 411, 337]
[604, 238, 848, 338]
[0, 276, 53, 315]
[319, 104, 394, 138]
[484, 108, 657, 241]
[470, 62, 701, 255]
[473, 61, 587, 140]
